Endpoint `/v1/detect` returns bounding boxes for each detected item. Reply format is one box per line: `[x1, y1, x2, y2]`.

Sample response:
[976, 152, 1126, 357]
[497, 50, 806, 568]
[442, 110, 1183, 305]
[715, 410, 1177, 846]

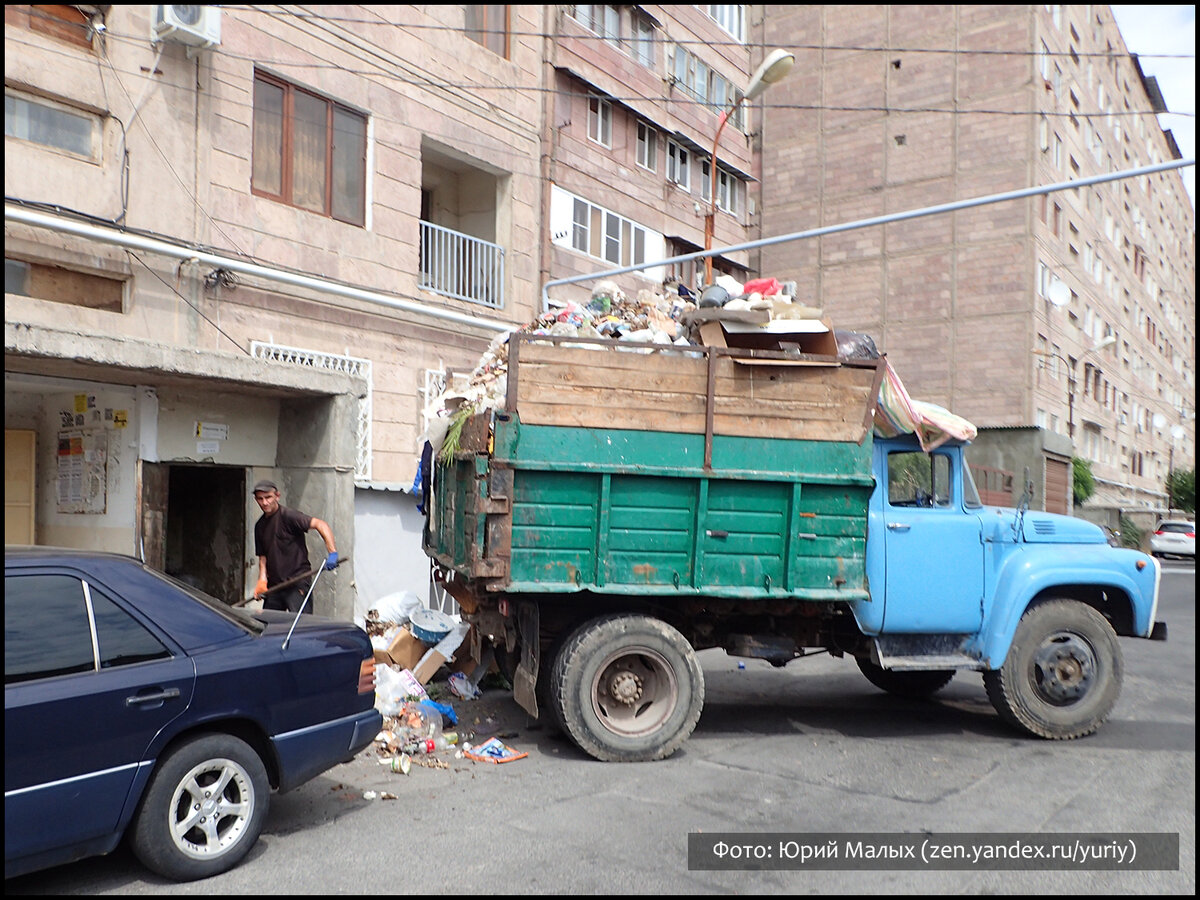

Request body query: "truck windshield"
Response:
[961, 455, 983, 508]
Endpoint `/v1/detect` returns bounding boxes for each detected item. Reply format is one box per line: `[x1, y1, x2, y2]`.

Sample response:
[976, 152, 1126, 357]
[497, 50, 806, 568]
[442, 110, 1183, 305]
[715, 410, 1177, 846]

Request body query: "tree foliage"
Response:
[1166, 467, 1196, 515]
[1072, 457, 1096, 507]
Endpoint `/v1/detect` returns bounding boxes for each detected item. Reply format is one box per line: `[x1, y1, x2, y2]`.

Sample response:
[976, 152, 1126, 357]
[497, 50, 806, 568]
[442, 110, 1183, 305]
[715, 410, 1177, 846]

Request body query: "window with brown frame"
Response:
[251, 72, 366, 226]
[464, 6, 509, 57]
[5, 5, 93, 49]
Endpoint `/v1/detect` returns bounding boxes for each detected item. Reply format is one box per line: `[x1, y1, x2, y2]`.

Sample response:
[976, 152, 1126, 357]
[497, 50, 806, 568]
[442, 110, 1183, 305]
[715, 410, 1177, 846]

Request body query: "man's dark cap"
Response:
[252, 479, 278, 494]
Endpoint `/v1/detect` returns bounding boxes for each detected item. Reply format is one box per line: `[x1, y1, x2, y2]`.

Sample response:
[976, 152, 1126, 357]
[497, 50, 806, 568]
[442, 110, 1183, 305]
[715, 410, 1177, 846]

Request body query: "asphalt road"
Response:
[9, 562, 1194, 895]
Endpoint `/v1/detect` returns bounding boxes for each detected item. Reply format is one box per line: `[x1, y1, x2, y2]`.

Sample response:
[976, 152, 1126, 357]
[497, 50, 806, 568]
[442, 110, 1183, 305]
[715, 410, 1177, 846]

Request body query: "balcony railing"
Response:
[419, 221, 504, 309]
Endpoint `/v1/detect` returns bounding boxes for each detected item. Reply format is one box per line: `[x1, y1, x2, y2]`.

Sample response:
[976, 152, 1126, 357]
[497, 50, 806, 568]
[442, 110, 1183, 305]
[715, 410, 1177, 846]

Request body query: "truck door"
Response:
[881, 447, 984, 633]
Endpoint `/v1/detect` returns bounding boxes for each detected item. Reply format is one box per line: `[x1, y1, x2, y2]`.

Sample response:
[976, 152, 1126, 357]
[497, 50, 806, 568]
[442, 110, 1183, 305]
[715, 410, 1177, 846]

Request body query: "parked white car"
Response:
[1149, 519, 1196, 559]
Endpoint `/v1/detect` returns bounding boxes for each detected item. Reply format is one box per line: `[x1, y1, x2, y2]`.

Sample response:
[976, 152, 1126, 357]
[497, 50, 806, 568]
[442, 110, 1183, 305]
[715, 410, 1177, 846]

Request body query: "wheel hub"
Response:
[1031, 633, 1095, 704]
[607, 669, 643, 706]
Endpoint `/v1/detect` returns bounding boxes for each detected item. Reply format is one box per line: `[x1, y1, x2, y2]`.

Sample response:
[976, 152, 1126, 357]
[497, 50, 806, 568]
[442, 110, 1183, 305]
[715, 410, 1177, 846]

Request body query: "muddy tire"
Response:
[551, 615, 704, 762]
[856, 658, 956, 698]
[983, 599, 1123, 740]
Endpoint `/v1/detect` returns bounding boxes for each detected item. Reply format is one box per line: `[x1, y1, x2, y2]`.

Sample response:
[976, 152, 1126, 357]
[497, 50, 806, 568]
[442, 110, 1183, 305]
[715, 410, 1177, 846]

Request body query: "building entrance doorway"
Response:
[141, 463, 246, 603]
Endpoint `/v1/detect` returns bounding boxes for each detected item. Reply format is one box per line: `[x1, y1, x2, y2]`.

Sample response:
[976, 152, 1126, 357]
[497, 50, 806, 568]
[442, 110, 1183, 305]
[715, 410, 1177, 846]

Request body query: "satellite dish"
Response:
[1171, 425, 1186, 440]
[1047, 278, 1071, 308]
[1152, 413, 1167, 429]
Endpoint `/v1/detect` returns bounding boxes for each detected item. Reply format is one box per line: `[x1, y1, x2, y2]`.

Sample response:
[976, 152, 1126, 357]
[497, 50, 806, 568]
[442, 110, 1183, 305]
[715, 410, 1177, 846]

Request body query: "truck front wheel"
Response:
[856, 658, 956, 698]
[983, 599, 1123, 740]
[551, 615, 704, 762]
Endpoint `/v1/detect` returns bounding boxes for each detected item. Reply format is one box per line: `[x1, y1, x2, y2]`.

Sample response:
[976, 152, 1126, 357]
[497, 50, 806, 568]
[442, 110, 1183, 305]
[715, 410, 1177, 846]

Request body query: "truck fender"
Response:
[970, 546, 1158, 668]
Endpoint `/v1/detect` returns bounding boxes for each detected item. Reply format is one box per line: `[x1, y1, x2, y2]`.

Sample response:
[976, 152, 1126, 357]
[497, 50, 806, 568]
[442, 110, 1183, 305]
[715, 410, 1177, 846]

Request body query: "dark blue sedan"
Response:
[4, 547, 382, 881]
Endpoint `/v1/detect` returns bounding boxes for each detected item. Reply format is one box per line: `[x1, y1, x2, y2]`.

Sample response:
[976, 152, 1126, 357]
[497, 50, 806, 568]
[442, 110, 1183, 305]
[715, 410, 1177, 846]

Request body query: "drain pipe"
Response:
[5, 204, 513, 334]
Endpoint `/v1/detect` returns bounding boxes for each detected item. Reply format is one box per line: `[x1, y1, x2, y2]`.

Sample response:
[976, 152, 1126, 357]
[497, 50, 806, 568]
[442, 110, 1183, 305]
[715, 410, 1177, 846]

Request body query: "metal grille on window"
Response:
[251, 342, 372, 482]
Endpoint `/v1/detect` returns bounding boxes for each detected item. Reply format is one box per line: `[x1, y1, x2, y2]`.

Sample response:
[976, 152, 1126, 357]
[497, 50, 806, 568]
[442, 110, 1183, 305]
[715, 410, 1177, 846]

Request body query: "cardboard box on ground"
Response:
[376, 621, 480, 685]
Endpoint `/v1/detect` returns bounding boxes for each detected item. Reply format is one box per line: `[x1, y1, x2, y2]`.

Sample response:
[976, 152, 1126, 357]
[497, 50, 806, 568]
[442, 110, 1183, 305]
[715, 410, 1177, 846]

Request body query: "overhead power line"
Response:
[218, 6, 1196, 60]
[32, 28, 1192, 122]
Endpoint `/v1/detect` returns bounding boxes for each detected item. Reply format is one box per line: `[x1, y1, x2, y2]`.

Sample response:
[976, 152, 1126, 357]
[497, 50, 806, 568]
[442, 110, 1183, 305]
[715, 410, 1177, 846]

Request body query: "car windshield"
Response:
[146, 567, 266, 634]
[1158, 522, 1194, 534]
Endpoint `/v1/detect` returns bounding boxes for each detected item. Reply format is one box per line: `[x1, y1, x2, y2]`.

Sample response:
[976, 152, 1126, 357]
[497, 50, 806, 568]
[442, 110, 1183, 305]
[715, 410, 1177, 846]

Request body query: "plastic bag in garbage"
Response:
[834, 329, 881, 360]
[375, 665, 427, 715]
[449, 671, 481, 700]
[372, 591, 424, 626]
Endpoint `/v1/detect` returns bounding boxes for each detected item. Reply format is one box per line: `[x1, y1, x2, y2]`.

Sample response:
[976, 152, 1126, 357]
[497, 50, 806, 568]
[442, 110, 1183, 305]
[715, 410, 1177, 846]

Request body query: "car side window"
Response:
[887, 451, 952, 508]
[4, 574, 172, 684]
[90, 587, 171, 668]
[4, 574, 95, 684]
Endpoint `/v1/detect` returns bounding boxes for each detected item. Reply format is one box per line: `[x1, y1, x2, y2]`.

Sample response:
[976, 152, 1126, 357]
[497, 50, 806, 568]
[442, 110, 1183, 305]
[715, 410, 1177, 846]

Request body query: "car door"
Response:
[881, 447, 984, 633]
[4, 570, 195, 863]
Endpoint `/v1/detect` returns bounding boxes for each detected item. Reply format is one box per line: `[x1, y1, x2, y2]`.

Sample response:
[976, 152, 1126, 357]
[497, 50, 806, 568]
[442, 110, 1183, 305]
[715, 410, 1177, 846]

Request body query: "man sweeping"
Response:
[251, 479, 338, 614]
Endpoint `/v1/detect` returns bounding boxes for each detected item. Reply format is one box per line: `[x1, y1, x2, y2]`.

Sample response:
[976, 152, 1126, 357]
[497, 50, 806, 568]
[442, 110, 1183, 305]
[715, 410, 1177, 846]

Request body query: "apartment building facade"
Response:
[4, 5, 772, 613]
[754, 4, 1195, 517]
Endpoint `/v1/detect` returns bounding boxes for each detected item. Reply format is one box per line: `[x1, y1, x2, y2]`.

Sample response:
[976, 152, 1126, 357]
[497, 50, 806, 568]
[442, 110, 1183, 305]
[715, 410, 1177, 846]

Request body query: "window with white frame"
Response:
[636, 121, 657, 171]
[560, 191, 650, 268]
[5, 91, 98, 159]
[588, 95, 611, 147]
[1037, 261, 1051, 299]
[706, 5, 745, 41]
[631, 8, 655, 67]
[709, 70, 732, 115]
[569, 4, 620, 45]
[700, 160, 741, 214]
[667, 140, 690, 190]
[672, 45, 744, 128]
[717, 169, 739, 214]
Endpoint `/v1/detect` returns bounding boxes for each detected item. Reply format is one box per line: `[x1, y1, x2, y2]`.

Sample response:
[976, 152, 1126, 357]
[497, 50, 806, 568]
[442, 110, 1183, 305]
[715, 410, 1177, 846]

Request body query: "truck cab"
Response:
[851, 433, 1164, 739]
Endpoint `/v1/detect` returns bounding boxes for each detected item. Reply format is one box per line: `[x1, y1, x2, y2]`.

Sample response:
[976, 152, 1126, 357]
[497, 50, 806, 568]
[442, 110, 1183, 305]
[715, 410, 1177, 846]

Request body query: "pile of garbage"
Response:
[361, 593, 527, 777]
[425, 274, 849, 452]
[423, 273, 977, 458]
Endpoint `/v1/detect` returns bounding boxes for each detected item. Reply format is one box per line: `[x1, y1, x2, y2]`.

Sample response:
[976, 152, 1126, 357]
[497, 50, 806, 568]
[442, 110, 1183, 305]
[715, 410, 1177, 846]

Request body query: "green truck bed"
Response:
[427, 334, 884, 602]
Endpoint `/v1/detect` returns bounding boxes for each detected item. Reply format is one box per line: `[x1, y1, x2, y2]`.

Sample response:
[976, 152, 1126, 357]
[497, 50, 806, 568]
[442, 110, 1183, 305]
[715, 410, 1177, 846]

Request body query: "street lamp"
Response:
[703, 47, 795, 286]
[1032, 334, 1117, 440]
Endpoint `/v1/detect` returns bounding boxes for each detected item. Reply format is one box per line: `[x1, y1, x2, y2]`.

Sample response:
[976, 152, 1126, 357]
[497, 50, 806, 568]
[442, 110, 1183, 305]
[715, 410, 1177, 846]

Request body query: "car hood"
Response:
[981, 508, 1109, 545]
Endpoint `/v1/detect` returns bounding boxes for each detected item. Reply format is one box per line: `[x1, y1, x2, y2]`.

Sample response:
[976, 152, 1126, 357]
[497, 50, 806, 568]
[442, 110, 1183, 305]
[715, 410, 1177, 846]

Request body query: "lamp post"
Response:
[1032, 334, 1117, 440]
[703, 48, 795, 287]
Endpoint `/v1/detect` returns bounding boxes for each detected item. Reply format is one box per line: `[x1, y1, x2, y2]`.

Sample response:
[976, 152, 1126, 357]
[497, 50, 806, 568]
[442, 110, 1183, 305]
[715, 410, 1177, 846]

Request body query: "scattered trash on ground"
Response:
[463, 737, 529, 764]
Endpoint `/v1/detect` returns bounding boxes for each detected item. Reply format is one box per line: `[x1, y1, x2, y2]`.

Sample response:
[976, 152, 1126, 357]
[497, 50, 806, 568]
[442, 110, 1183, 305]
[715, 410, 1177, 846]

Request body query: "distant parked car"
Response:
[1149, 519, 1196, 559]
[5, 547, 381, 881]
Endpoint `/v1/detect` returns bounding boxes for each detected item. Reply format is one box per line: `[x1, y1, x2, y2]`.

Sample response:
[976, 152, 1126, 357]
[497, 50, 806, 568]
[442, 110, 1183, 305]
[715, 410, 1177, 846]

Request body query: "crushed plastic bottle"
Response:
[405, 731, 458, 754]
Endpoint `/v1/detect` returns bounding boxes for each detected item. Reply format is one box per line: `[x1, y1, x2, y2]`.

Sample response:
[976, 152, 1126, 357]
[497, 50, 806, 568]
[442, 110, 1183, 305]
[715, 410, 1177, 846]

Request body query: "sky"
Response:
[1109, 5, 1196, 205]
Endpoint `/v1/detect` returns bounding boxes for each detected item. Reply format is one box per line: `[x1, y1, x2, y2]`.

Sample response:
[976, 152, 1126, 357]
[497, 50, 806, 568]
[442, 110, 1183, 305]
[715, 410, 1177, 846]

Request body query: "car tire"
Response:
[983, 599, 1122, 740]
[131, 733, 270, 881]
[551, 614, 704, 762]
[856, 657, 956, 698]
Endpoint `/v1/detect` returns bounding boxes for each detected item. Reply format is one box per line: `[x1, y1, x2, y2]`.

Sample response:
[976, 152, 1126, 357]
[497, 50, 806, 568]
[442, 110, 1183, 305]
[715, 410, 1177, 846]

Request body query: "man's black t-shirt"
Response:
[254, 506, 313, 587]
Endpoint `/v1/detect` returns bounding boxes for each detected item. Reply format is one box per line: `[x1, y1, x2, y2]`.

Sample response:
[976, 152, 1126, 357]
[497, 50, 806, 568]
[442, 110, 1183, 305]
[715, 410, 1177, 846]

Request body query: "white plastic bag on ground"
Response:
[375, 663, 428, 715]
[372, 591, 423, 626]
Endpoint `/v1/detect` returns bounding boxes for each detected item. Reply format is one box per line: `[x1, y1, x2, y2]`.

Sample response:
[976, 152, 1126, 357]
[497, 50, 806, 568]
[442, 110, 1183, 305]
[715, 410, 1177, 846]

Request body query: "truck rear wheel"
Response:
[856, 658, 956, 698]
[551, 615, 704, 762]
[983, 599, 1123, 740]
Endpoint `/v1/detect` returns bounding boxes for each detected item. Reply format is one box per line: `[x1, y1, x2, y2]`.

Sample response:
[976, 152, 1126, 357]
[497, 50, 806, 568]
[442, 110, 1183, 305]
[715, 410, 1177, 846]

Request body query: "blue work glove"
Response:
[324, 551, 339, 571]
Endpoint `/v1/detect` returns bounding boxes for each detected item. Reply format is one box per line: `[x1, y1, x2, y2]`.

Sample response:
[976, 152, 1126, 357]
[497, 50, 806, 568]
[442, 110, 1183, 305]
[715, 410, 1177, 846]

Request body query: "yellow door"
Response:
[5, 429, 37, 544]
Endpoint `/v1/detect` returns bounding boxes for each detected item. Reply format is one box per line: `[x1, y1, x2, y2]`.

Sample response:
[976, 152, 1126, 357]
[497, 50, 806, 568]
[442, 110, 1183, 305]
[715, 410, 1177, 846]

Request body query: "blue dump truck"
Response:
[425, 333, 1166, 761]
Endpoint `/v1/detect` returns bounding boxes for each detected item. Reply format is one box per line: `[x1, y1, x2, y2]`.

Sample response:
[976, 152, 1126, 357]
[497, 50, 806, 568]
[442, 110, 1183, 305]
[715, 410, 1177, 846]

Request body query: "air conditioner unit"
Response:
[153, 6, 221, 48]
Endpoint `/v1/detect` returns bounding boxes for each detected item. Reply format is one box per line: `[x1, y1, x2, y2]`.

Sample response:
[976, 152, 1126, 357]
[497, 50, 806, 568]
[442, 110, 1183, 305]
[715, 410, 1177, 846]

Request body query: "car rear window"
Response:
[147, 567, 266, 634]
[1158, 522, 1195, 534]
